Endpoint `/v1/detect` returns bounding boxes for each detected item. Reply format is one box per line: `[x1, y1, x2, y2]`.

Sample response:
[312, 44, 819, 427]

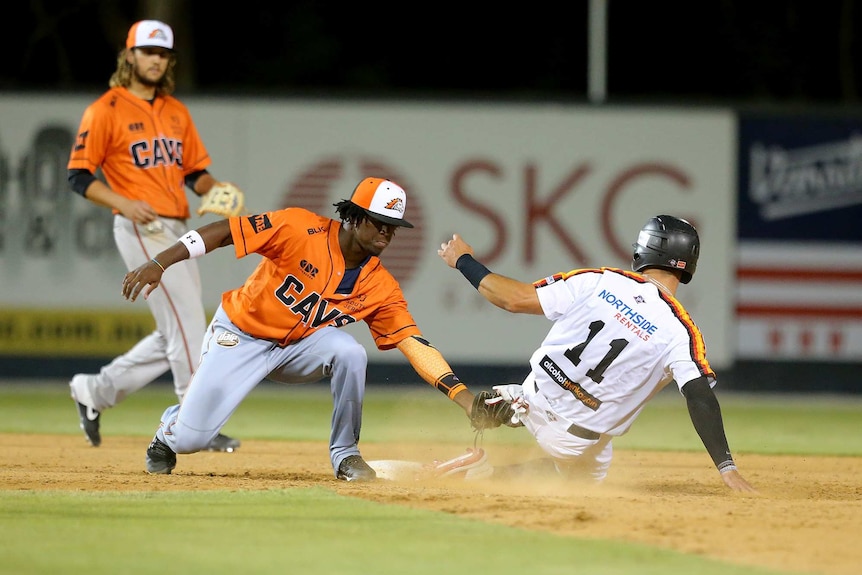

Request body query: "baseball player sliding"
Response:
[121, 177, 483, 482]
[66, 20, 243, 451]
[440, 216, 756, 492]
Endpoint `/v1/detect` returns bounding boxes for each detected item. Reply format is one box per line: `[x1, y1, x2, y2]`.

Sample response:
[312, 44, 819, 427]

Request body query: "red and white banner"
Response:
[737, 114, 862, 362]
[736, 242, 862, 360]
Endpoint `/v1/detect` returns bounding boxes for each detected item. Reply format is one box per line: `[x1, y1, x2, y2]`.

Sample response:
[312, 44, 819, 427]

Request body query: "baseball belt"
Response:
[565, 423, 600, 441]
[527, 375, 601, 441]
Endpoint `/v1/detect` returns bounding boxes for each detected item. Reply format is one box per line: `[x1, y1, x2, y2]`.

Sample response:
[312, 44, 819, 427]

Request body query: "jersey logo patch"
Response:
[248, 214, 272, 233]
[299, 259, 319, 278]
[540, 355, 602, 411]
[216, 331, 240, 347]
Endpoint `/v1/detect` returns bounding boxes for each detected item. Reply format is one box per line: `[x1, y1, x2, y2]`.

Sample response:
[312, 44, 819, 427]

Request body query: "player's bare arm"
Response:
[191, 172, 219, 196]
[122, 219, 234, 301]
[84, 179, 158, 225]
[438, 233, 542, 315]
[476, 274, 542, 315]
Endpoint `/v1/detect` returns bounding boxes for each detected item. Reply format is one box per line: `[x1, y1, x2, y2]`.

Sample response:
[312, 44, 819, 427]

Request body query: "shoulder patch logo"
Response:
[248, 214, 272, 233]
[534, 273, 563, 288]
[216, 331, 240, 347]
[74, 130, 89, 152]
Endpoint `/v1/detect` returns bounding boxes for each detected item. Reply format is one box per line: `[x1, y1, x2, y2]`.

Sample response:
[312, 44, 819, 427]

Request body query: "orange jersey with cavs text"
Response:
[68, 87, 211, 219]
[222, 208, 421, 349]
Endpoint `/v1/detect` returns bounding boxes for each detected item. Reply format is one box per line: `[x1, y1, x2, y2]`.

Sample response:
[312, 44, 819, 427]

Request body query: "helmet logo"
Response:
[670, 259, 687, 270]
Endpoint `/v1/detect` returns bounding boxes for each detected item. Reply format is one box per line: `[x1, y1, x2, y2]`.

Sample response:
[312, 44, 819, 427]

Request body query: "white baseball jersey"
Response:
[529, 267, 714, 437]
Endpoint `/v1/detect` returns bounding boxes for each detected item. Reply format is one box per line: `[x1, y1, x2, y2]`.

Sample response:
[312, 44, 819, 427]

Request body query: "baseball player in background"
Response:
[438, 216, 756, 492]
[66, 20, 241, 452]
[121, 177, 482, 482]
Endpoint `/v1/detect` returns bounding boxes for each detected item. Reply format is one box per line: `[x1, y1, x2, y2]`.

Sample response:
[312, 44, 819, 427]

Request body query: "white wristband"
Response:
[179, 230, 206, 258]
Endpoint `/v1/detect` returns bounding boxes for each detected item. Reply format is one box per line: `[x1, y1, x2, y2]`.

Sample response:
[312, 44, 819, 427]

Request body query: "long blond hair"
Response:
[108, 48, 177, 96]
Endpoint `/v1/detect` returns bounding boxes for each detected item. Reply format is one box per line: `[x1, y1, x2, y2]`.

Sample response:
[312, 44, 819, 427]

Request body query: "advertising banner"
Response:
[737, 114, 862, 361]
[0, 96, 736, 367]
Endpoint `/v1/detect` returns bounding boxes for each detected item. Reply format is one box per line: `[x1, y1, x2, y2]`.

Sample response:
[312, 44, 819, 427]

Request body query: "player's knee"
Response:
[171, 432, 211, 454]
[169, 420, 215, 453]
[334, 339, 367, 370]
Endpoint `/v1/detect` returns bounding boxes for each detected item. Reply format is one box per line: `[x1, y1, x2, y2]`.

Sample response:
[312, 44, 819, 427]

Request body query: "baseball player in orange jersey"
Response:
[122, 177, 480, 481]
[66, 20, 240, 452]
[439, 216, 756, 492]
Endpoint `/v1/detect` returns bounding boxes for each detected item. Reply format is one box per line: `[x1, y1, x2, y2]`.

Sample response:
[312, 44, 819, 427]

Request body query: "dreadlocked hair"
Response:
[109, 48, 177, 96]
[333, 200, 368, 226]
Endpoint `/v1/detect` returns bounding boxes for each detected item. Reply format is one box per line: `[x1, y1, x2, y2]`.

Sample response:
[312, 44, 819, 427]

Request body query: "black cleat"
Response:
[206, 433, 241, 452]
[146, 437, 177, 474]
[76, 402, 101, 447]
[336, 455, 377, 482]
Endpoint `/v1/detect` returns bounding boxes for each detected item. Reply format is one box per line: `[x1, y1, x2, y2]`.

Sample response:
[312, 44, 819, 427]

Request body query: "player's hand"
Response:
[122, 260, 164, 301]
[438, 233, 474, 268]
[490, 384, 529, 425]
[720, 468, 758, 493]
[120, 199, 159, 225]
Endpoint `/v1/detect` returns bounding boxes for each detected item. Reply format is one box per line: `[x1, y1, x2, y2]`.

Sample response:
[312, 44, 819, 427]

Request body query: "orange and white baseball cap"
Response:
[350, 177, 414, 228]
[126, 20, 174, 51]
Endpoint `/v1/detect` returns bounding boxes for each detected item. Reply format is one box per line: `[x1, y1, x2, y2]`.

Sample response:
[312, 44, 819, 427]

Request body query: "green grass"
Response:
[2, 381, 859, 456]
[0, 489, 788, 575]
[615, 391, 862, 456]
[1, 380, 857, 575]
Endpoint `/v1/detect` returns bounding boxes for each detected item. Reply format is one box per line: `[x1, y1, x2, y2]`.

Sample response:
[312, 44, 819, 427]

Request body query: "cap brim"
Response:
[363, 209, 413, 228]
[135, 45, 175, 51]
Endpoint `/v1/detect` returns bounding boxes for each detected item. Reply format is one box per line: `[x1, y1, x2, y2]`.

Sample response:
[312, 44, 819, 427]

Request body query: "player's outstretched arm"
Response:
[682, 376, 757, 493]
[396, 335, 474, 413]
[438, 233, 542, 315]
[122, 219, 234, 302]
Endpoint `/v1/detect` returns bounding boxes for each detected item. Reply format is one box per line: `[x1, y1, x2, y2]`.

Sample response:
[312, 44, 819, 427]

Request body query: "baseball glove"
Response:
[469, 390, 520, 431]
[197, 182, 246, 218]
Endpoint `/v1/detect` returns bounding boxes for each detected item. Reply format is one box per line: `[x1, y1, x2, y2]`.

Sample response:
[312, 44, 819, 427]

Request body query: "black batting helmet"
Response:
[631, 215, 700, 284]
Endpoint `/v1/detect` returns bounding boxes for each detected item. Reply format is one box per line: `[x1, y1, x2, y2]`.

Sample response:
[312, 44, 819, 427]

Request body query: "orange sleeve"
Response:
[397, 336, 468, 400]
[68, 100, 110, 173]
[230, 211, 294, 259]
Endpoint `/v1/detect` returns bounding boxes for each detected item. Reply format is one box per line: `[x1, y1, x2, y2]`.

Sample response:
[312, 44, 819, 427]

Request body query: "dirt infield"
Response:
[2, 433, 860, 575]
